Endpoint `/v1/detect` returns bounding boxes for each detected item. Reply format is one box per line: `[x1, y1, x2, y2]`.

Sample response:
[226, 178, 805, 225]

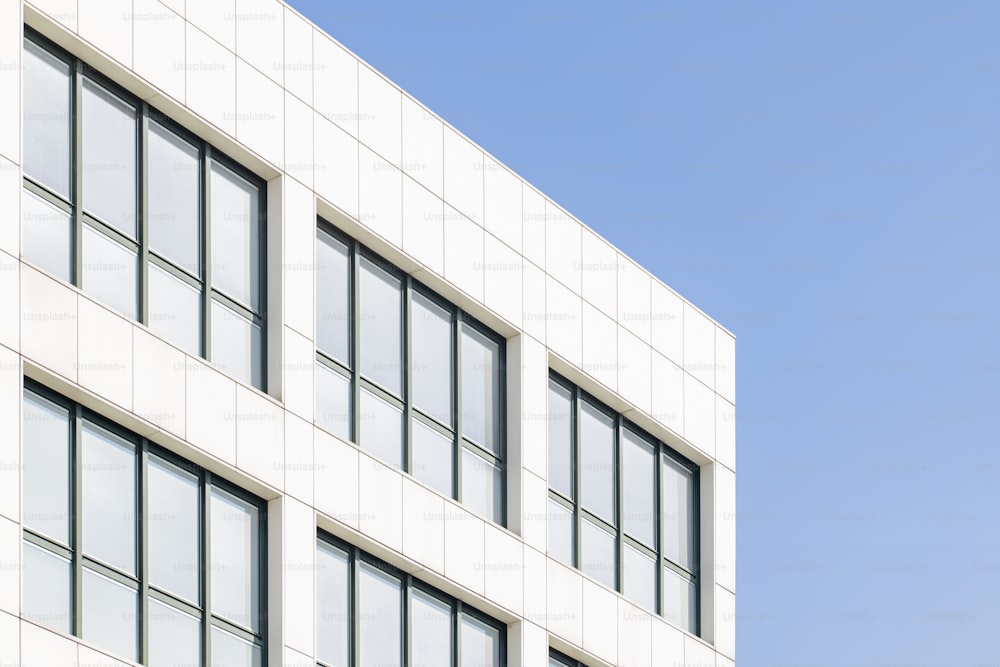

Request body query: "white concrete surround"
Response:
[0, 0, 736, 665]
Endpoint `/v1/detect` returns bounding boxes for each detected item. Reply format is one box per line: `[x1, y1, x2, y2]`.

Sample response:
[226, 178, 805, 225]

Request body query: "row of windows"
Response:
[315, 224, 507, 525]
[22, 383, 267, 666]
[22, 32, 266, 389]
[316, 533, 506, 667]
[547, 373, 700, 634]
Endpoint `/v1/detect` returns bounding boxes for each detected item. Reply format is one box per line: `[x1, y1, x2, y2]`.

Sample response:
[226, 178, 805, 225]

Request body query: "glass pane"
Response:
[22, 541, 71, 633]
[580, 401, 614, 523]
[23, 40, 71, 197]
[460, 615, 501, 667]
[210, 162, 260, 310]
[580, 518, 615, 589]
[210, 488, 260, 631]
[411, 293, 452, 425]
[460, 327, 501, 455]
[316, 541, 350, 667]
[622, 430, 655, 547]
[211, 626, 262, 667]
[82, 568, 138, 662]
[461, 448, 502, 524]
[546, 499, 573, 566]
[148, 598, 201, 667]
[359, 258, 402, 394]
[149, 263, 201, 354]
[358, 563, 401, 667]
[22, 392, 70, 543]
[662, 455, 696, 570]
[662, 566, 697, 634]
[411, 590, 451, 667]
[316, 362, 351, 440]
[22, 189, 71, 281]
[623, 543, 656, 612]
[148, 456, 200, 602]
[82, 422, 136, 574]
[359, 388, 402, 468]
[547, 381, 573, 499]
[411, 418, 453, 497]
[316, 229, 350, 363]
[82, 79, 137, 237]
[210, 299, 262, 388]
[149, 121, 200, 274]
[82, 224, 138, 319]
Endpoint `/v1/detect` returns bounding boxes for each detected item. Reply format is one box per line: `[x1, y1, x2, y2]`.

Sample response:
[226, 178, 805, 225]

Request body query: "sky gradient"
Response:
[287, 2, 1000, 664]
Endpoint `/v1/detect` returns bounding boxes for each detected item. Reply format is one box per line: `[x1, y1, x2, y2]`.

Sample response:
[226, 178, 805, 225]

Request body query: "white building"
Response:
[0, 1, 736, 665]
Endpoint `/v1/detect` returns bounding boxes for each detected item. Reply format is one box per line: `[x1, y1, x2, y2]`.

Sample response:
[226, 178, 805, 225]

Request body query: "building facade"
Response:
[0, 1, 736, 665]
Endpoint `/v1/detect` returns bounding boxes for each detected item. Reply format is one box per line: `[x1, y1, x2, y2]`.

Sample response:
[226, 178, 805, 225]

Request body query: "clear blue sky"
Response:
[288, 2, 1000, 664]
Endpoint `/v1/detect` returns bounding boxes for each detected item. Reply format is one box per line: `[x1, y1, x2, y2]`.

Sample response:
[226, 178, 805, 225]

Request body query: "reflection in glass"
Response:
[22, 392, 70, 543]
[662, 566, 697, 634]
[148, 263, 201, 354]
[580, 518, 615, 589]
[148, 121, 200, 274]
[359, 388, 402, 468]
[547, 499, 573, 566]
[662, 455, 696, 570]
[316, 542, 350, 667]
[211, 488, 259, 631]
[148, 456, 199, 602]
[211, 162, 260, 309]
[411, 590, 451, 667]
[82, 568, 138, 662]
[82, 79, 137, 237]
[22, 189, 72, 281]
[460, 327, 500, 454]
[622, 430, 655, 547]
[316, 362, 351, 440]
[210, 300, 262, 388]
[148, 598, 200, 667]
[358, 563, 401, 667]
[461, 615, 501, 667]
[579, 402, 614, 523]
[22, 541, 71, 633]
[411, 293, 452, 425]
[211, 625, 262, 667]
[411, 419, 453, 497]
[461, 448, 502, 524]
[316, 230, 350, 364]
[359, 258, 402, 394]
[23, 40, 72, 197]
[547, 381, 573, 499]
[81, 422, 136, 574]
[623, 543, 657, 612]
[82, 224, 138, 319]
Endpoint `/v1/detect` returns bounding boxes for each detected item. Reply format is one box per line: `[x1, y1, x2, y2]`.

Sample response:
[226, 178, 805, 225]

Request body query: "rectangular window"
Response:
[21, 31, 266, 389]
[22, 383, 267, 665]
[315, 222, 507, 525]
[315, 532, 506, 667]
[547, 373, 700, 635]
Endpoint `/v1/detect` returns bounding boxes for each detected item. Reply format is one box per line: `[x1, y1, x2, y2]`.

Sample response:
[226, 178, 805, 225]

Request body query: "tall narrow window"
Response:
[314, 222, 507, 525]
[315, 533, 505, 667]
[21, 31, 266, 389]
[21, 383, 267, 665]
[547, 373, 700, 634]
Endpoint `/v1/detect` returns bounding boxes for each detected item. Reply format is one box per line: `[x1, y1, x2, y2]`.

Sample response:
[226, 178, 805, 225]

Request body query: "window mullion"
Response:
[72, 59, 83, 287]
[350, 241, 361, 444]
[350, 547, 359, 667]
[572, 387, 581, 570]
[202, 472, 212, 667]
[655, 441, 663, 617]
[201, 147, 212, 360]
[614, 415, 622, 594]
[403, 277, 413, 476]
[139, 104, 149, 325]
[139, 441, 149, 664]
[72, 404, 83, 637]
[453, 315, 462, 504]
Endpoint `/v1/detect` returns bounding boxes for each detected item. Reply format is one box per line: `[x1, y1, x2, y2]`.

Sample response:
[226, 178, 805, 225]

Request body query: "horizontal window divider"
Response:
[411, 409, 456, 439]
[580, 507, 617, 534]
[209, 289, 261, 324]
[148, 251, 203, 287]
[548, 489, 575, 509]
[147, 587, 202, 617]
[22, 178, 73, 213]
[662, 557, 698, 582]
[22, 530, 73, 559]
[82, 216, 140, 254]
[622, 534, 657, 559]
[358, 376, 405, 409]
[460, 437, 504, 466]
[208, 615, 260, 644]
[81, 557, 140, 590]
[315, 350, 352, 377]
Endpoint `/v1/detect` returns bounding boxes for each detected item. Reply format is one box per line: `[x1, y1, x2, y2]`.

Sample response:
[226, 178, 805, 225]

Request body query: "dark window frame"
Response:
[549, 648, 588, 667]
[22, 28, 268, 390]
[316, 529, 507, 667]
[547, 371, 701, 635]
[21, 379, 269, 665]
[315, 218, 508, 526]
